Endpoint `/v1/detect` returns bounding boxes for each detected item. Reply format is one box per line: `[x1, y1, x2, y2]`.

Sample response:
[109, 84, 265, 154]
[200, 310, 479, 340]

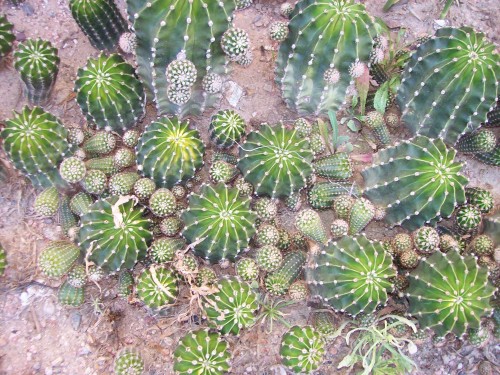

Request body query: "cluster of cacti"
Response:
[308, 181, 360, 210]
[265, 251, 306, 296]
[136, 265, 178, 310]
[209, 110, 247, 148]
[280, 325, 325, 374]
[114, 348, 144, 375]
[0, 15, 15, 61]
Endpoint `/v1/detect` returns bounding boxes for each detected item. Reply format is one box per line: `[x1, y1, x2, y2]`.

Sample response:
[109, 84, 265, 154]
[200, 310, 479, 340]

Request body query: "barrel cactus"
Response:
[475, 143, 500, 166]
[78, 196, 153, 272]
[181, 184, 256, 264]
[362, 136, 468, 230]
[312, 153, 353, 180]
[456, 130, 497, 154]
[280, 325, 325, 374]
[114, 348, 144, 375]
[397, 27, 499, 145]
[136, 265, 178, 310]
[34, 187, 60, 217]
[235, 258, 259, 282]
[407, 250, 495, 337]
[58, 281, 85, 307]
[238, 124, 313, 198]
[209, 109, 247, 148]
[136, 117, 205, 188]
[0, 15, 15, 61]
[38, 241, 80, 278]
[308, 181, 361, 210]
[14, 39, 59, 105]
[75, 54, 145, 133]
[483, 213, 500, 247]
[466, 187, 494, 214]
[306, 235, 396, 316]
[275, 0, 377, 115]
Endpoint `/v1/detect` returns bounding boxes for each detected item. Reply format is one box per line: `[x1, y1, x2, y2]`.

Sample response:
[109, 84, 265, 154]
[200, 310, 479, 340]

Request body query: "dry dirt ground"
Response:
[0, 0, 499, 374]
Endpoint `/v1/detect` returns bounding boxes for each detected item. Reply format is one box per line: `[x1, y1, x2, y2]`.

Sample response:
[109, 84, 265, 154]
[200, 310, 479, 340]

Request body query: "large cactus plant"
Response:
[397, 27, 499, 145]
[0, 15, 15, 62]
[275, 0, 377, 115]
[126, 0, 236, 117]
[361, 136, 468, 230]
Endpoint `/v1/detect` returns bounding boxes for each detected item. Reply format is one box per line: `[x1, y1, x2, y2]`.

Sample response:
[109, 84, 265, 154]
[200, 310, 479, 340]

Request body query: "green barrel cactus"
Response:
[83, 131, 116, 155]
[202, 276, 259, 335]
[57, 195, 77, 235]
[362, 136, 468, 230]
[67, 264, 87, 288]
[407, 250, 495, 337]
[308, 181, 360, 210]
[280, 325, 325, 374]
[114, 348, 144, 375]
[82, 169, 107, 195]
[59, 157, 86, 184]
[58, 281, 84, 307]
[136, 117, 205, 188]
[0, 15, 15, 61]
[2, 106, 72, 189]
[181, 184, 257, 264]
[312, 153, 353, 180]
[221, 27, 250, 62]
[275, 0, 377, 115]
[69, 0, 127, 50]
[456, 130, 497, 154]
[238, 124, 313, 198]
[78, 196, 152, 272]
[413, 226, 440, 254]
[256, 245, 283, 272]
[396, 27, 499, 145]
[209, 110, 247, 148]
[466, 187, 494, 214]
[265, 251, 306, 296]
[14, 39, 60, 105]
[34, 187, 60, 217]
[475, 143, 500, 166]
[235, 258, 259, 282]
[38, 241, 80, 278]
[117, 270, 134, 297]
[149, 237, 184, 263]
[148, 188, 176, 217]
[454, 204, 482, 234]
[483, 213, 500, 247]
[109, 172, 140, 196]
[75, 54, 145, 133]
[173, 329, 232, 375]
[136, 265, 178, 310]
[126, 0, 236, 117]
[306, 235, 396, 316]
[209, 160, 238, 184]
[348, 198, 375, 235]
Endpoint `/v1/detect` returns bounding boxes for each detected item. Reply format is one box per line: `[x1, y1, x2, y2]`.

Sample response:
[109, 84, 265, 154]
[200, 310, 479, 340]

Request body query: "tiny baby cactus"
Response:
[38, 240, 80, 278]
[331, 219, 348, 239]
[466, 187, 494, 214]
[265, 251, 306, 296]
[474, 144, 500, 166]
[269, 21, 288, 42]
[58, 281, 84, 307]
[294, 118, 312, 137]
[122, 129, 140, 148]
[254, 225, 280, 247]
[197, 267, 218, 287]
[280, 3, 294, 18]
[311, 311, 336, 341]
[439, 234, 459, 253]
[412, 226, 440, 255]
[236, 0, 253, 10]
[470, 235, 494, 256]
[149, 188, 176, 217]
[59, 157, 86, 184]
[0, 15, 15, 61]
[398, 249, 420, 269]
[485, 102, 499, 127]
[209, 110, 247, 148]
[149, 238, 184, 263]
[113, 148, 135, 170]
[117, 270, 134, 297]
[85, 157, 118, 177]
[289, 280, 309, 300]
[221, 27, 250, 61]
[118, 32, 137, 55]
[75, 54, 145, 133]
[295, 209, 328, 245]
[137, 265, 178, 310]
[114, 348, 144, 375]
[309, 133, 326, 156]
[202, 73, 223, 94]
[392, 233, 413, 255]
[362, 136, 468, 230]
[285, 191, 302, 212]
[173, 329, 232, 375]
[253, 198, 278, 222]
[0, 244, 6, 276]
[456, 130, 497, 154]
[109, 172, 140, 196]
[348, 198, 375, 235]
[69, 192, 93, 217]
[333, 195, 356, 220]
[67, 264, 86, 288]
[69, 0, 127, 50]
[312, 153, 353, 180]
[57, 195, 77, 235]
[166, 58, 197, 90]
[209, 161, 238, 184]
[256, 245, 283, 272]
[133, 178, 156, 201]
[34, 187, 60, 217]
[83, 131, 116, 155]
[364, 111, 391, 147]
[159, 217, 182, 237]
[82, 169, 107, 195]
[235, 258, 259, 282]
[14, 39, 59, 105]
[280, 325, 325, 374]
[202, 276, 259, 335]
[454, 204, 482, 234]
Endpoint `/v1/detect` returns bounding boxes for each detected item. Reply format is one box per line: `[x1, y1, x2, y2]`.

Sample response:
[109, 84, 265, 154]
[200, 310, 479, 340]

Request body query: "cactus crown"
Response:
[209, 109, 247, 148]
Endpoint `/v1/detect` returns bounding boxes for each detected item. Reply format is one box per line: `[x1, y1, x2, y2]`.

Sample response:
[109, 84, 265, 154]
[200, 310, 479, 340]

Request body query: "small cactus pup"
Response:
[148, 188, 176, 217]
[485, 102, 500, 128]
[118, 31, 137, 55]
[311, 311, 336, 341]
[236, 0, 253, 10]
[254, 224, 280, 247]
[348, 197, 375, 235]
[58, 281, 85, 307]
[173, 329, 232, 375]
[14, 39, 60, 105]
[59, 157, 86, 184]
[256, 245, 283, 272]
[82, 169, 107, 195]
[38, 240, 80, 278]
[289, 280, 309, 301]
[454, 204, 482, 234]
[0, 15, 15, 62]
[114, 348, 144, 375]
[182, 183, 257, 264]
[364, 111, 391, 147]
[136, 117, 205, 188]
[275, 0, 376, 115]
[2, 106, 73, 189]
[456, 130, 497, 154]
[312, 153, 353, 180]
[280, 325, 325, 374]
[136, 265, 178, 310]
[397, 27, 499, 145]
[209, 109, 247, 148]
[362, 136, 468, 230]
[78, 196, 152, 272]
[149, 237, 184, 263]
[265, 251, 306, 296]
[269, 21, 288, 42]
[470, 235, 494, 256]
[133, 178, 156, 201]
[235, 258, 259, 282]
[308, 181, 361, 211]
[253, 197, 278, 222]
[69, 192, 94, 217]
[75, 54, 145, 133]
[202, 276, 259, 335]
[295, 209, 328, 245]
[238, 124, 313, 198]
[69, 0, 127, 50]
[407, 250, 495, 337]
[412, 226, 440, 255]
[474, 143, 500, 166]
[117, 270, 134, 298]
[466, 187, 494, 214]
[221, 27, 250, 62]
[209, 160, 238, 184]
[83, 131, 116, 155]
[0, 244, 6, 276]
[34, 187, 60, 217]
[109, 172, 140, 196]
[331, 219, 348, 239]
[306, 235, 396, 316]
[280, 2, 294, 18]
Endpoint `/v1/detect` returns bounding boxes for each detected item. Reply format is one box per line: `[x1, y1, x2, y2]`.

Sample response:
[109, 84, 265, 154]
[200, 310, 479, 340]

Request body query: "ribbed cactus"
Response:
[82, 169, 107, 195]
[83, 131, 116, 155]
[485, 102, 499, 128]
[34, 187, 60, 217]
[114, 348, 144, 375]
[454, 204, 482, 234]
[38, 241, 80, 278]
[275, 0, 377, 115]
[117, 270, 134, 297]
[238, 124, 313, 198]
[209, 161, 238, 184]
[209, 110, 247, 148]
[413, 226, 440, 254]
[265, 251, 306, 296]
[136, 117, 205, 188]
[78, 196, 152, 272]
[269, 21, 289, 42]
[362, 136, 468, 230]
[256, 245, 283, 272]
[306, 235, 395, 316]
[364, 111, 391, 147]
[69, 0, 127, 50]
[397, 27, 499, 145]
[312, 153, 353, 180]
[407, 250, 495, 337]
[202, 277, 259, 335]
[254, 224, 280, 247]
[457, 130, 497, 154]
[126, 0, 236, 117]
[308, 181, 360, 210]
[235, 258, 259, 282]
[280, 325, 325, 374]
[173, 329, 232, 375]
[59, 157, 86, 184]
[0, 15, 15, 61]
[69, 192, 94, 217]
[109, 172, 140, 196]
[149, 237, 184, 263]
[137, 265, 178, 310]
[75, 54, 145, 133]
[0, 244, 6, 276]
[14, 39, 59, 105]
[295, 209, 328, 245]
[466, 187, 494, 214]
[58, 281, 85, 307]
[483, 213, 500, 247]
[2, 106, 73, 189]
[348, 198, 375, 235]
[475, 143, 500, 166]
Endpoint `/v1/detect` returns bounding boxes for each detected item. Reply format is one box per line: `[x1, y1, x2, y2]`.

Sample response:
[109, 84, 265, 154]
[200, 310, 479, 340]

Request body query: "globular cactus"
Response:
[58, 281, 84, 307]
[254, 225, 280, 247]
[391, 233, 413, 255]
[69, 0, 127, 50]
[295, 209, 328, 245]
[85, 157, 118, 180]
[113, 148, 135, 170]
[280, 325, 325, 374]
[137, 265, 178, 310]
[269, 21, 288, 42]
[396, 27, 499, 145]
[83, 131, 116, 155]
[133, 178, 156, 201]
[235, 258, 259, 282]
[209, 161, 238, 184]
[221, 27, 250, 62]
[236, 0, 253, 10]
[466, 187, 494, 214]
[14, 39, 59, 105]
[412, 226, 440, 255]
[75, 54, 145, 133]
[294, 118, 312, 137]
[457, 130, 497, 154]
[470, 235, 494, 256]
[209, 110, 247, 148]
[256, 245, 283, 272]
[311, 311, 336, 341]
[407, 250, 495, 337]
[312, 153, 353, 180]
[38, 241, 80, 278]
[57, 195, 77, 235]
[34, 187, 60, 217]
[67, 264, 87, 288]
[362, 136, 468, 230]
[333, 195, 356, 220]
[181, 184, 257, 264]
[364, 111, 391, 147]
[2, 106, 73, 189]
[280, 3, 294, 18]
[197, 267, 218, 287]
[122, 130, 140, 148]
[483, 213, 500, 247]
[202, 277, 259, 335]
[265, 251, 306, 296]
[126, 0, 236, 117]
[149, 188, 176, 217]
[0, 15, 15, 61]
[59, 157, 86, 184]
[171, 185, 187, 200]
[440, 234, 459, 253]
[475, 143, 500, 166]
[114, 348, 144, 375]
[118, 32, 137, 55]
[117, 270, 134, 297]
[454, 204, 482, 234]
[82, 169, 107, 195]
[109, 172, 140, 196]
[330, 219, 348, 239]
[149, 237, 184, 263]
[238, 124, 313, 198]
[159, 217, 182, 237]
[285, 191, 302, 212]
[69, 192, 94, 217]
[398, 249, 420, 269]
[275, 0, 377, 115]
[348, 198, 375, 235]
[212, 152, 238, 166]
[309, 133, 326, 156]
[289, 280, 309, 300]
[253, 198, 278, 222]
[306, 235, 396, 316]
[173, 329, 232, 375]
[136, 117, 205, 189]
[78, 196, 152, 272]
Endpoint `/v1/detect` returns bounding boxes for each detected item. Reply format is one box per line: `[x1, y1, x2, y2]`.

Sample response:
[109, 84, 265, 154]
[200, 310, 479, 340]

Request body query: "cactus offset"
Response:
[412, 226, 440, 255]
[39, 241, 80, 278]
[82, 169, 107, 195]
[0, 244, 6, 276]
[59, 157, 86, 184]
[149, 238, 184, 263]
[34, 187, 60, 217]
[256, 245, 283, 272]
[235, 258, 259, 282]
[457, 130, 497, 154]
[348, 198, 375, 235]
[295, 209, 328, 245]
[454, 204, 482, 234]
[117, 270, 134, 297]
[209, 110, 247, 148]
[280, 325, 325, 374]
[133, 178, 155, 201]
[265, 251, 306, 296]
[312, 153, 353, 180]
[474, 143, 500, 166]
[109, 172, 140, 196]
[58, 281, 85, 307]
[83, 131, 116, 155]
[269, 21, 288, 42]
[137, 265, 178, 310]
[466, 187, 494, 214]
[114, 348, 144, 375]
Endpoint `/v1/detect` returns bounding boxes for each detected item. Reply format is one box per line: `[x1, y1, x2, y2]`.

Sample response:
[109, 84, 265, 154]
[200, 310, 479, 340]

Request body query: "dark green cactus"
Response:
[149, 237, 184, 263]
[57, 195, 77, 235]
[209, 110, 247, 148]
[38, 241, 80, 278]
[457, 130, 497, 154]
[114, 348, 144, 375]
[364, 111, 391, 147]
[0, 15, 15, 61]
[412, 226, 440, 255]
[269, 21, 288, 42]
[58, 281, 84, 307]
[69, 192, 94, 217]
[483, 213, 500, 247]
[136, 117, 205, 189]
[69, 0, 127, 50]
[265, 251, 306, 296]
[280, 325, 325, 374]
[454, 204, 482, 234]
[117, 270, 134, 297]
[466, 187, 494, 214]
[311, 311, 336, 341]
[396, 27, 499, 145]
[474, 143, 500, 166]
[209, 160, 238, 184]
[75, 54, 145, 133]
[312, 153, 353, 180]
[485, 102, 499, 128]
[275, 0, 377, 115]
[14, 39, 60, 105]
[137, 265, 178, 310]
[362, 136, 468, 230]
[306, 235, 396, 316]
